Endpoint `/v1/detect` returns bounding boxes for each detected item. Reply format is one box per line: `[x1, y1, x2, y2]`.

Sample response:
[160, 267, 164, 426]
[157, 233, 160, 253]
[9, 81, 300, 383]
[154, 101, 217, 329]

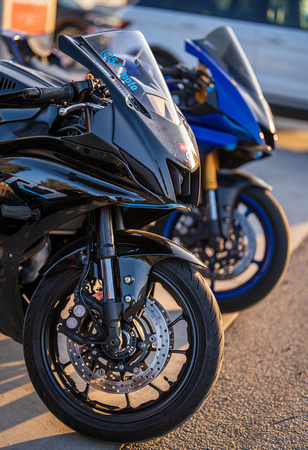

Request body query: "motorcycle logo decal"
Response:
[100, 49, 138, 91]
[5, 176, 67, 199]
[179, 143, 193, 163]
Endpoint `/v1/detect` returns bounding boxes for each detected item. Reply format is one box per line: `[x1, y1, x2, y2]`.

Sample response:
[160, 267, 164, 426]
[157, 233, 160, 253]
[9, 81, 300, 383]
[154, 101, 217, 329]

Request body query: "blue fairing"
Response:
[190, 123, 239, 154]
[186, 112, 257, 155]
[185, 39, 264, 146]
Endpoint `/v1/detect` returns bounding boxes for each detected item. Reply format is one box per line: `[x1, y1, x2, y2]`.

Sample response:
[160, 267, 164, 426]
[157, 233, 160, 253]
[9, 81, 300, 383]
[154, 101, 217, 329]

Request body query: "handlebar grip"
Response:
[22, 87, 41, 99]
[22, 85, 75, 102]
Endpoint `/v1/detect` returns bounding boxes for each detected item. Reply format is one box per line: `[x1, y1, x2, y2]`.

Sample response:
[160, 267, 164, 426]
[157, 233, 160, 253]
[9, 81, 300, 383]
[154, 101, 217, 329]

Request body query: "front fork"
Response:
[202, 152, 223, 250]
[97, 206, 123, 350]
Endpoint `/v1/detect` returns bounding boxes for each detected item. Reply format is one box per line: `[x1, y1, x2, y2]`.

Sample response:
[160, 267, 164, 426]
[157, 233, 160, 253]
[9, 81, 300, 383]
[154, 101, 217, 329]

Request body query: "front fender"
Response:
[116, 230, 206, 318]
[45, 229, 205, 275]
[115, 229, 205, 266]
[45, 229, 205, 319]
[217, 169, 272, 238]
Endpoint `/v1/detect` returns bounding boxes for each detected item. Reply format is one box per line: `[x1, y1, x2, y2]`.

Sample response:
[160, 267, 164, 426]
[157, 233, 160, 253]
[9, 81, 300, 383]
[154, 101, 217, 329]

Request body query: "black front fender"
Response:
[45, 229, 206, 276]
[217, 169, 272, 238]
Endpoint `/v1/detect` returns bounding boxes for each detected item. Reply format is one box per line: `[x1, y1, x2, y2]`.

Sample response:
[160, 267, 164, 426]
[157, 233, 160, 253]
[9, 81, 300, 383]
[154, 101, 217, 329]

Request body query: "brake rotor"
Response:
[67, 297, 173, 394]
[203, 210, 256, 280]
[173, 209, 256, 280]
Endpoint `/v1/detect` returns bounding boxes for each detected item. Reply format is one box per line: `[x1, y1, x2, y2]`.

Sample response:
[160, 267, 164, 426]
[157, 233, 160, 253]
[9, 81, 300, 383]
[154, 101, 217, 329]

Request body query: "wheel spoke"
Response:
[125, 393, 133, 410]
[252, 259, 262, 267]
[149, 382, 164, 394]
[164, 376, 175, 387]
[244, 206, 252, 217]
[168, 313, 184, 329]
[60, 359, 73, 370]
[83, 382, 91, 397]
[82, 360, 97, 397]
[146, 281, 155, 297]
[169, 349, 187, 355]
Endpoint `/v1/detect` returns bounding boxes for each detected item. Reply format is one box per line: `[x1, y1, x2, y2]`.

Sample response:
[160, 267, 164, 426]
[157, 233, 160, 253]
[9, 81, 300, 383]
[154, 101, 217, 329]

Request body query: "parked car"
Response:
[55, 0, 128, 66]
[117, 0, 308, 119]
[56, 0, 127, 41]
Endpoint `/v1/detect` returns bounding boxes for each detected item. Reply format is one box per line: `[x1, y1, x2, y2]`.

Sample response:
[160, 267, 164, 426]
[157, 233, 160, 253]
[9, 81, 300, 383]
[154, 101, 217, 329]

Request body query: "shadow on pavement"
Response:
[0, 333, 119, 449]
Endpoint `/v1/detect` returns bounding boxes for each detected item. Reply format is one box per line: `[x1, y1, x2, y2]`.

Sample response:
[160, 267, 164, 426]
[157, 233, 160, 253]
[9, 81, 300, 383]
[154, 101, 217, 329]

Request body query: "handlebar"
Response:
[161, 64, 213, 90]
[161, 66, 184, 78]
[21, 79, 100, 103]
[22, 85, 75, 102]
[161, 65, 203, 81]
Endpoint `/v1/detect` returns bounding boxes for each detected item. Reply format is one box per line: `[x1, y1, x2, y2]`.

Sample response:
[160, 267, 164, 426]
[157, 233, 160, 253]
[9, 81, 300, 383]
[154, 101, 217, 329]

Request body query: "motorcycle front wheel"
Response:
[156, 187, 290, 312]
[23, 259, 223, 444]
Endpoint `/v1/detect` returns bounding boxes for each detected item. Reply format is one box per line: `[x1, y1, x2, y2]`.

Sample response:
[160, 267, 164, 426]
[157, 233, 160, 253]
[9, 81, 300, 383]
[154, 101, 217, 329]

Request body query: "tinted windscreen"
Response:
[194, 26, 275, 131]
[197, 26, 263, 97]
[83, 29, 180, 123]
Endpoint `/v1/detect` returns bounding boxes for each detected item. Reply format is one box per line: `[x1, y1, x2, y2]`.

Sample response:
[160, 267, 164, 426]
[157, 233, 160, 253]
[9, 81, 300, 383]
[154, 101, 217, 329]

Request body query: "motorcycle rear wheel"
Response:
[156, 187, 290, 312]
[23, 259, 223, 443]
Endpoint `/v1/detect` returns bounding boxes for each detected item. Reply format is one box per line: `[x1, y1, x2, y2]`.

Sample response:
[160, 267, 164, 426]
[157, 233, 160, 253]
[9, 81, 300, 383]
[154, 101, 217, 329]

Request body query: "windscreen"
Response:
[83, 29, 180, 124]
[197, 26, 262, 96]
[196, 26, 275, 132]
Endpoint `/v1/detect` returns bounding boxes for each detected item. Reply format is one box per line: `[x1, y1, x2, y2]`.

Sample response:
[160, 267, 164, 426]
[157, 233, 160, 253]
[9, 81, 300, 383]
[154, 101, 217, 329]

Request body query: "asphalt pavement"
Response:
[1, 118, 308, 449]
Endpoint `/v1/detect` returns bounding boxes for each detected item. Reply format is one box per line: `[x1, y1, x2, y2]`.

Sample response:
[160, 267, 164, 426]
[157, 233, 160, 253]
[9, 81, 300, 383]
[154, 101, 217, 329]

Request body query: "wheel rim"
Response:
[41, 266, 200, 422]
[163, 192, 274, 299]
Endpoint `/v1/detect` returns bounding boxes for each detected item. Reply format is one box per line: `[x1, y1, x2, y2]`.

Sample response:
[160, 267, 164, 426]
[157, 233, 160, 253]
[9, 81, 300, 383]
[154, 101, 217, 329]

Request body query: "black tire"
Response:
[23, 259, 223, 444]
[155, 188, 290, 312]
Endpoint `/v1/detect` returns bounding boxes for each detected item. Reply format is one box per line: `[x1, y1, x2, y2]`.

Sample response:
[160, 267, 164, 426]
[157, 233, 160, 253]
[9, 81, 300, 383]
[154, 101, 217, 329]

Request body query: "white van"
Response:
[117, 0, 308, 118]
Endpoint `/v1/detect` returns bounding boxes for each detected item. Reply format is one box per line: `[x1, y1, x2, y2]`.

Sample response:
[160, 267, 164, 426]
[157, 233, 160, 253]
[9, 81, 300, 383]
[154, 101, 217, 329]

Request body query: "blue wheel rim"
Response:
[163, 192, 274, 299]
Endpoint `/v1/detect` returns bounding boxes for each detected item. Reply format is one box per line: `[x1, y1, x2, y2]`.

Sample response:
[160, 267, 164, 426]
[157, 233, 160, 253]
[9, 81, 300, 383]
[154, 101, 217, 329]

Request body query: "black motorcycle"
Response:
[0, 28, 290, 313]
[0, 30, 223, 443]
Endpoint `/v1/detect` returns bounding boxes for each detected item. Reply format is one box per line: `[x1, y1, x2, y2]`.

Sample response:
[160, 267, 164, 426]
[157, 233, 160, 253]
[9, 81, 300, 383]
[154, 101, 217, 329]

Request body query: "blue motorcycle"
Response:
[155, 27, 290, 312]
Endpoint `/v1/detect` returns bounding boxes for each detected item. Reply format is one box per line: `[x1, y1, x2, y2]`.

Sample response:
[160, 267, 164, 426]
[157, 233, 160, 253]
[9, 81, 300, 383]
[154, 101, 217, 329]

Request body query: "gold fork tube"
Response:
[202, 151, 223, 250]
[202, 151, 219, 191]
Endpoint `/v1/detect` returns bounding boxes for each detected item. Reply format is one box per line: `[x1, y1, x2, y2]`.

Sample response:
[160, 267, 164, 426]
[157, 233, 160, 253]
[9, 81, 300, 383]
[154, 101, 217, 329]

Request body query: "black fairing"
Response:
[0, 60, 63, 93]
[58, 32, 200, 206]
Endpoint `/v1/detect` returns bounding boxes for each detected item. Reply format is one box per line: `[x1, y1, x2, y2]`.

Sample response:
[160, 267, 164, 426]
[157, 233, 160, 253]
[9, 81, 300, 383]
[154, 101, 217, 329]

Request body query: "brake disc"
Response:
[67, 297, 172, 394]
[204, 210, 256, 280]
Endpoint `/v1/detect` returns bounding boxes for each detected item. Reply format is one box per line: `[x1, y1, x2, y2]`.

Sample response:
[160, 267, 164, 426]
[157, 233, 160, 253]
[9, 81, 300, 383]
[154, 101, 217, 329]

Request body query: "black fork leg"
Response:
[97, 206, 123, 350]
